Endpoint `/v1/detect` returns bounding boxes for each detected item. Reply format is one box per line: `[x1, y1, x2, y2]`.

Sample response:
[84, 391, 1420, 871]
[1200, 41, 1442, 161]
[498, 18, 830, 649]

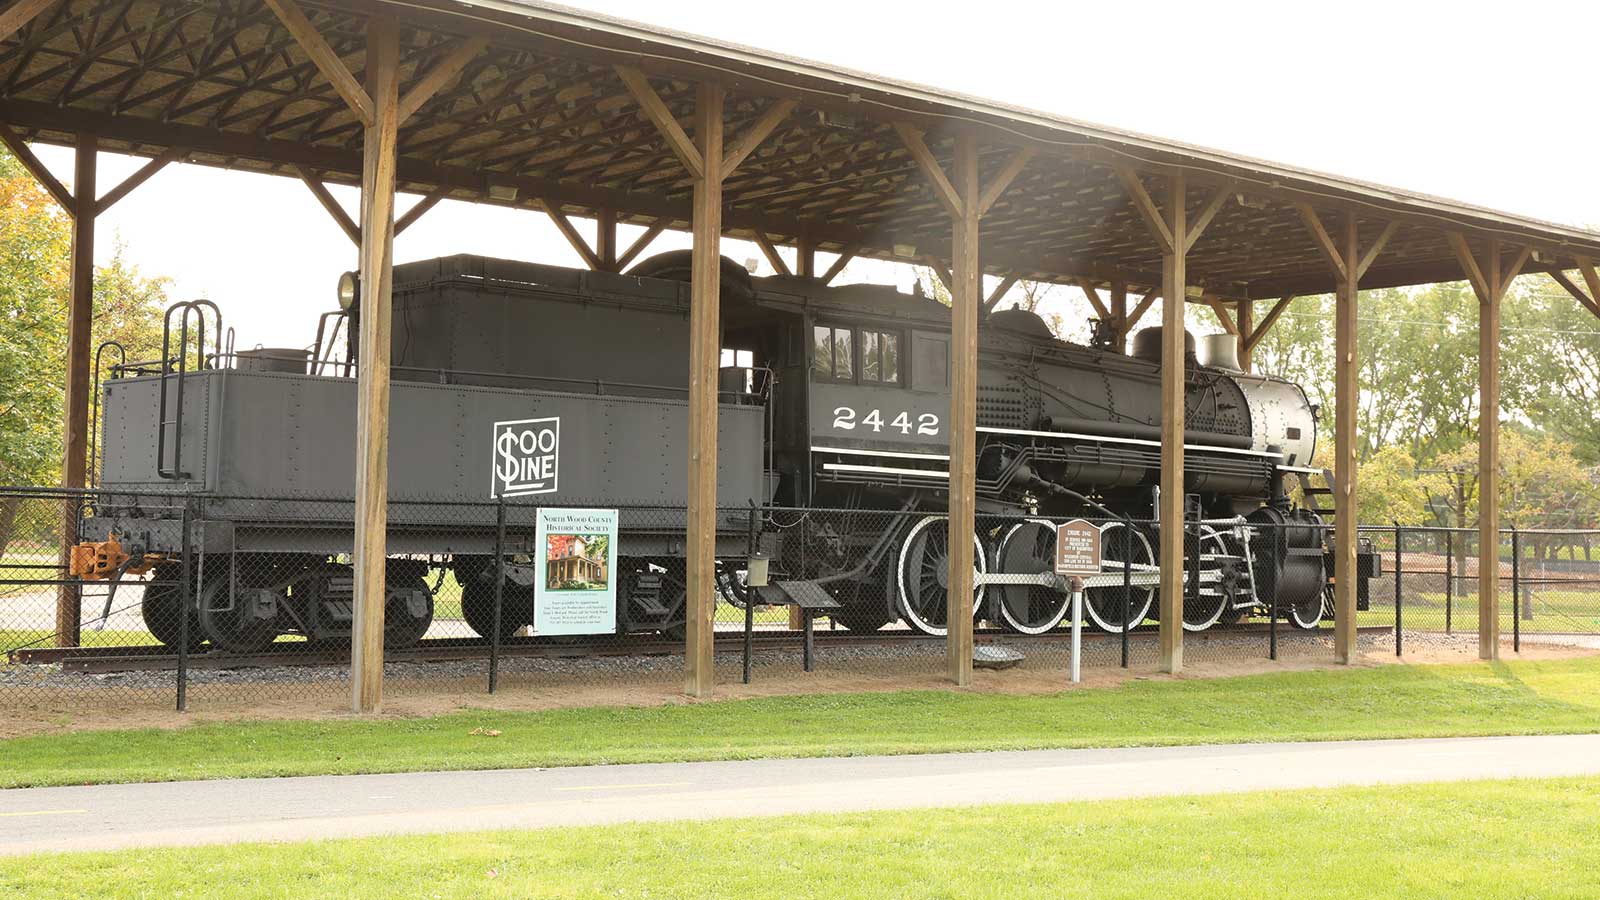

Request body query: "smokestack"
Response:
[1200, 333, 1242, 372]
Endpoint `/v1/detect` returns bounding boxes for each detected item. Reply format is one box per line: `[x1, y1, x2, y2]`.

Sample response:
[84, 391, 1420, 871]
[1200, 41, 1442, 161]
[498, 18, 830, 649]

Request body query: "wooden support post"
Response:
[614, 217, 670, 272]
[796, 235, 816, 279]
[683, 82, 724, 697]
[947, 132, 981, 686]
[55, 134, 95, 648]
[1449, 235, 1529, 661]
[1296, 206, 1395, 664]
[1235, 298, 1253, 373]
[351, 17, 399, 713]
[297, 167, 359, 245]
[597, 208, 618, 271]
[615, 71, 793, 697]
[1157, 174, 1187, 674]
[1110, 283, 1128, 353]
[895, 128, 1031, 685]
[1333, 214, 1359, 663]
[1480, 239, 1500, 662]
[394, 188, 446, 237]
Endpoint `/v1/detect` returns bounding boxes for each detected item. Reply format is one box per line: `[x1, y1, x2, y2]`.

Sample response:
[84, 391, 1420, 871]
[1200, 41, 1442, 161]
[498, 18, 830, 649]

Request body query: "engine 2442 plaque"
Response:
[1053, 519, 1103, 577]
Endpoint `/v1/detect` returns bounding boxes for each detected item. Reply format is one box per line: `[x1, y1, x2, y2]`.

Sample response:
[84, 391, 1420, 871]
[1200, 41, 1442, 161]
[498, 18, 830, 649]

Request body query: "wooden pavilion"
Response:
[4, 0, 1599, 711]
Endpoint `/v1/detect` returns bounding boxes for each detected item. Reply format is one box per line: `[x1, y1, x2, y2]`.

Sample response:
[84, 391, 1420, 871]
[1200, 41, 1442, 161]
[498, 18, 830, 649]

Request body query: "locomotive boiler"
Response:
[79, 251, 1373, 652]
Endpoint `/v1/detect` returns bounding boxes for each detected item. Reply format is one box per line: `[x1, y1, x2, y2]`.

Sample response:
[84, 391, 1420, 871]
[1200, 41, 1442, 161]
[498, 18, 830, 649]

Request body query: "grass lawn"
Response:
[6, 776, 1599, 898]
[3, 656, 1600, 788]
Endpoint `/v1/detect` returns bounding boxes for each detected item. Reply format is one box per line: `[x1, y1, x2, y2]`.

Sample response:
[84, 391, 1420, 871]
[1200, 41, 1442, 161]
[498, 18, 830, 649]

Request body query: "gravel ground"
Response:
[0, 628, 1471, 695]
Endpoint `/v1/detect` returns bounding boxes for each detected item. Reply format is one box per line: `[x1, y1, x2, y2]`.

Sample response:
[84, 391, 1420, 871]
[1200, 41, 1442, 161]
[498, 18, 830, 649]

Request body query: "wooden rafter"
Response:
[262, 0, 373, 127]
[1356, 220, 1399, 281]
[1243, 295, 1296, 354]
[542, 200, 604, 271]
[397, 37, 489, 124]
[923, 255, 954, 293]
[614, 66, 703, 180]
[614, 217, 670, 271]
[1125, 290, 1160, 335]
[295, 165, 359, 245]
[394, 187, 447, 236]
[1205, 296, 1238, 335]
[893, 123, 964, 220]
[1547, 268, 1600, 320]
[821, 245, 857, 285]
[1447, 233, 1531, 302]
[976, 147, 1035, 217]
[983, 272, 1020, 313]
[1295, 203, 1348, 282]
[721, 98, 796, 174]
[1074, 278, 1111, 320]
[1184, 182, 1236, 254]
[0, 121, 74, 211]
[1114, 166, 1173, 254]
[95, 145, 182, 214]
[0, 0, 57, 42]
[751, 231, 790, 276]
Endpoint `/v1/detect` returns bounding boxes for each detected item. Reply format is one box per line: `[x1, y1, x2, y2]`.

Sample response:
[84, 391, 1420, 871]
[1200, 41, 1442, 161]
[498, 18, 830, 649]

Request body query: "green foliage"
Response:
[0, 148, 172, 486]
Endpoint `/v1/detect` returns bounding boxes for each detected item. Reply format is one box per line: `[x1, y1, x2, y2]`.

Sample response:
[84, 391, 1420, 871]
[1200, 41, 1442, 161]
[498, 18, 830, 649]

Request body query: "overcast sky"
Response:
[27, 0, 1598, 350]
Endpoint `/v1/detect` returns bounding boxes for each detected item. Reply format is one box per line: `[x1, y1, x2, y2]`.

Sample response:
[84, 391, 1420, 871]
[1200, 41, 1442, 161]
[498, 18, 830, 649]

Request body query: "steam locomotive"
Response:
[78, 251, 1373, 652]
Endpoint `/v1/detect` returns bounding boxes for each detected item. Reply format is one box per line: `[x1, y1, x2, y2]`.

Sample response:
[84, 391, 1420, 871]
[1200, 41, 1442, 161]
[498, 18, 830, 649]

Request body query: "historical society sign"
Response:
[534, 508, 619, 635]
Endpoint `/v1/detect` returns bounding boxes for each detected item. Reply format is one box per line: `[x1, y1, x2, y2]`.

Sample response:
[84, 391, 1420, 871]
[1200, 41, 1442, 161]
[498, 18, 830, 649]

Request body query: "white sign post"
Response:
[533, 508, 618, 635]
[1054, 519, 1103, 684]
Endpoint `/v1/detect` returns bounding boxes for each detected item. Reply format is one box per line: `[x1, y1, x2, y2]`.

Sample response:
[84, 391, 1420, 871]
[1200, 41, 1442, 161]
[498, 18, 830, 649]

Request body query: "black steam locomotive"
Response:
[81, 251, 1370, 651]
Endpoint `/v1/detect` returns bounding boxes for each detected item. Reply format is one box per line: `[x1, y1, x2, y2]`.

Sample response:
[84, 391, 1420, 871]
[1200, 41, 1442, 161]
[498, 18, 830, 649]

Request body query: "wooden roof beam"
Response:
[614, 66, 703, 180]
[1295, 203, 1348, 282]
[983, 272, 1020, 314]
[262, 0, 373, 127]
[542, 200, 605, 271]
[1242, 295, 1296, 354]
[751, 231, 791, 276]
[394, 187, 448, 236]
[397, 36, 490, 124]
[0, 121, 74, 212]
[1074, 278, 1112, 320]
[1184, 182, 1236, 254]
[820, 245, 858, 285]
[95, 146, 183, 215]
[1123, 290, 1160, 337]
[1204, 296, 1238, 335]
[0, 0, 57, 43]
[295, 165, 358, 245]
[893, 123, 964, 220]
[1114, 166, 1173, 254]
[1547, 268, 1600, 320]
[976, 147, 1036, 218]
[722, 98, 797, 175]
[614, 217, 671, 271]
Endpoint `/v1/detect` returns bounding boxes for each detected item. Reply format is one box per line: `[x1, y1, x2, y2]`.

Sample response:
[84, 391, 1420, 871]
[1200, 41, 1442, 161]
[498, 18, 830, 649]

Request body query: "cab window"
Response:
[813, 323, 901, 385]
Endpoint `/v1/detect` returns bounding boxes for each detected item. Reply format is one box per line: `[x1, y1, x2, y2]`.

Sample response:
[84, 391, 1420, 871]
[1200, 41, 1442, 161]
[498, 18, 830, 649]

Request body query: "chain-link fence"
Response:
[7, 484, 1594, 720]
[1365, 524, 1600, 656]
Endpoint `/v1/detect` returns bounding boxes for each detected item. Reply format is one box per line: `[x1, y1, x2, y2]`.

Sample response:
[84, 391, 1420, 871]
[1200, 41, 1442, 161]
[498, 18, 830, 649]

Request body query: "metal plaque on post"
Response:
[1054, 519, 1102, 577]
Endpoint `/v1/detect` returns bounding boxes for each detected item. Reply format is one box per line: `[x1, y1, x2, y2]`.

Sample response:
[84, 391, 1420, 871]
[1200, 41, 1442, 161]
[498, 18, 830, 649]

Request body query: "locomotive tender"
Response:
[80, 250, 1373, 652]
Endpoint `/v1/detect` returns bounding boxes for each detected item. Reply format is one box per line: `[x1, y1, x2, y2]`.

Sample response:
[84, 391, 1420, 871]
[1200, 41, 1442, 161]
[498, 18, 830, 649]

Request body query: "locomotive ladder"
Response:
[1295, 468, 1338, 519]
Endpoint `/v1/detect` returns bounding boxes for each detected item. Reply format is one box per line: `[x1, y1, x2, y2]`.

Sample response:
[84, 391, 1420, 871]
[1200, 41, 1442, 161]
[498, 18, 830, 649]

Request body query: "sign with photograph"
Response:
[1053, 518, 1103, 577]
[492, 417, 560, 498]
[534, 507, 618, 635]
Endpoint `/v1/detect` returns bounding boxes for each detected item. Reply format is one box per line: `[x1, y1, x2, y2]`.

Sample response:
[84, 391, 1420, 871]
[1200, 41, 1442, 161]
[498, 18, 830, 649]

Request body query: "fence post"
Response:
[177, 498, 192, 713]
[1268, 518, 1277, 662]
[1121, 517, 1131, 669]
[488, 497, 506, 694]
[1444, 529, 1454, 636]
[1511, 526, 1520, 654]
[1393, 522, 1403, 657]
[743, 503, 757, 685]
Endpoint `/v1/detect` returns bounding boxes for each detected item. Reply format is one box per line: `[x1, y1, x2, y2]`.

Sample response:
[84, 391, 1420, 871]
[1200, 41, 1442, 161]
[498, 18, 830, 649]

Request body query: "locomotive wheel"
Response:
[828, 578, 895, 632]
[383, 574, 434, 648]
[1287, 585, 1326, 630]
[1083, 522, 1156, 633]
[994, 520, 1070, 635]
[460, 578, 524, 641]
[896, 515, 987, 637]
[196, 563, 279, 654]
[140, 565, 202, 650]
[1182, 528, 1231, 632]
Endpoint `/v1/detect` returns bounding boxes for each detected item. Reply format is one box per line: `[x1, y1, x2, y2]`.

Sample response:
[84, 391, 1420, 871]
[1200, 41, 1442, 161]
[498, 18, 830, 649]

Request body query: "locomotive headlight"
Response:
[337, 271, 360, 311]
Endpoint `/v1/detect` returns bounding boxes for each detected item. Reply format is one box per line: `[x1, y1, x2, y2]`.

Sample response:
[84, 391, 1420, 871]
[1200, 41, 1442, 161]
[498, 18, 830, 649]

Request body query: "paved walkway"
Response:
[3, 734, 1598, 856]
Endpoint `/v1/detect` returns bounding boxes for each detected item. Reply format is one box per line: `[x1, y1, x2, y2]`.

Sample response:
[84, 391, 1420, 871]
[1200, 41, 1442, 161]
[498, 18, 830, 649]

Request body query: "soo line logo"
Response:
[492, 417, 560, 498]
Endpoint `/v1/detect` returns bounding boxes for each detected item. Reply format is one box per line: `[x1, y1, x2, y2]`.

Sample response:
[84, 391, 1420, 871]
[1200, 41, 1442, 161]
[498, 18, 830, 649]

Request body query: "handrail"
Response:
[90, 340, 127, 488]
[156, 300, 224, 480]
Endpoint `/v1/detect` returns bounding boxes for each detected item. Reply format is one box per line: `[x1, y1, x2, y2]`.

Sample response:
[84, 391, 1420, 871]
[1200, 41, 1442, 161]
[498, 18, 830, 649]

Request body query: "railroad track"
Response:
[8, 624, 1385, 675]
